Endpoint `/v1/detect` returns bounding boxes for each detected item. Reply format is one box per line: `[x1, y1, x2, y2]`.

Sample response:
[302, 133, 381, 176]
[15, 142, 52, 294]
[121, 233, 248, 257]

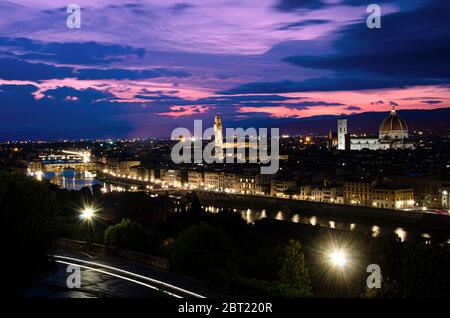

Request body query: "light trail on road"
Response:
[55, 260, 183, 298]
[52, 255, 206, 298]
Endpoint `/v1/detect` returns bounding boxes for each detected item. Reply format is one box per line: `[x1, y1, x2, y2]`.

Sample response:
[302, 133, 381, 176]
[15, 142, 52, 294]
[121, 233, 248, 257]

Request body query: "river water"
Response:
[41, 171, 102, 191]
[203, 205, 450, 244]
[40, 173, 449, 244]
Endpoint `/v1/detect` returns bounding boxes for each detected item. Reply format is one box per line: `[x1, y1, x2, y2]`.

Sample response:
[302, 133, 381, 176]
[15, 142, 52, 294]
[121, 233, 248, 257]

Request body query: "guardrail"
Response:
[56, 238, 170, 270]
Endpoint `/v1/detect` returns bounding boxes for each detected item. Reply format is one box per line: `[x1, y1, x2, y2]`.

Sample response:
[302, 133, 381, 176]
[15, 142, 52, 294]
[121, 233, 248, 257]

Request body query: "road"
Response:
[25, 251, 220, 298]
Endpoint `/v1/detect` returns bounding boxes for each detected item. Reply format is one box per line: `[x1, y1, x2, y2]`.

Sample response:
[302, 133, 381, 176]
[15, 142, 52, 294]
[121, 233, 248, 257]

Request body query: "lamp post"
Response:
[324, 247, 352, 297]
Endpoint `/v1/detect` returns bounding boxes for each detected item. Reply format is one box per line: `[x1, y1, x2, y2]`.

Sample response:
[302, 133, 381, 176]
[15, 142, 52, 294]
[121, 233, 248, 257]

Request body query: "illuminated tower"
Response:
[214, 114, 223, 147]
[214, 114, 223, 160]
[337, 119, 347, 150]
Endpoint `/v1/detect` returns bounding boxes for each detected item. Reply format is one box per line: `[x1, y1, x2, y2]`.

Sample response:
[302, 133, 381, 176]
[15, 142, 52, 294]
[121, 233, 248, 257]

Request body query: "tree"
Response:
[104, 219, 160, 254]
[171, 223, 237, 275]
[278, 239, 312, 294]
[365, 235, 450, 297]
[92, 183, 102, 197]
[0, 173, 57, 295]
[363, 278, 401, 298]
[187, 192, 203, 215]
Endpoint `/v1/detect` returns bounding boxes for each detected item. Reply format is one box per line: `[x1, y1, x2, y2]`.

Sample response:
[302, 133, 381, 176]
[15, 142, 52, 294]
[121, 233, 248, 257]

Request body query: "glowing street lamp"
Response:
[79, 204, 100, 222]
[79, 205, 101, 242]
[80, 207, 95, 220]
[328, 249, 348, 268]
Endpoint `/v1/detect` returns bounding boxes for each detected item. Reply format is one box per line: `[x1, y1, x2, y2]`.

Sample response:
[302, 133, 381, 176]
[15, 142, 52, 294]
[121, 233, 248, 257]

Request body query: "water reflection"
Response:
[372, 225, 381, 237]
[395, 227, 407, 242]
[50, 174, 101, 191]
[275, 211, 284, 220]
[261, 209, 267, 218]
[203, 205, 445, 243]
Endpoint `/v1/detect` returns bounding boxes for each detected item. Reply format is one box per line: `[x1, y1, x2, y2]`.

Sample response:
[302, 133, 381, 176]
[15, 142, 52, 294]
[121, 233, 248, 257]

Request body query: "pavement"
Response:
[25, 250, 222, 298]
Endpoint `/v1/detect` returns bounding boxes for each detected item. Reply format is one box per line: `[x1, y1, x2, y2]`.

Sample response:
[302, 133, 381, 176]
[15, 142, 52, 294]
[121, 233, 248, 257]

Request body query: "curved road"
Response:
[26, 251, 220, 298]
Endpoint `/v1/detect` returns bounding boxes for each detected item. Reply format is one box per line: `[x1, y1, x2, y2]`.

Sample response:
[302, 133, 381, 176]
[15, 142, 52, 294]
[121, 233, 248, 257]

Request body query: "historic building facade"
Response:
[336, 106, 415, 151]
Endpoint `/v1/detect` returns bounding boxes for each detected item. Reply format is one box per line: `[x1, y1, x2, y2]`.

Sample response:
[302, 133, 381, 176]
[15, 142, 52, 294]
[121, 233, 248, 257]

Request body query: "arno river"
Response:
[44, 172, 450, 245]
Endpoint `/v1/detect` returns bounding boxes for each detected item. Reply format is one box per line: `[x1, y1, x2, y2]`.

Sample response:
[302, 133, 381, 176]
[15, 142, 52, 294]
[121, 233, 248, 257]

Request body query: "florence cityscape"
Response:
[1, 0, 450, 307]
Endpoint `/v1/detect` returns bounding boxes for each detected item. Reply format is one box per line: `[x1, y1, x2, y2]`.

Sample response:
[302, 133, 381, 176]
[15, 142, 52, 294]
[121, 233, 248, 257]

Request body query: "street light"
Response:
[328, 249, 348, 268]
[79, 204, 100, 222]
[79, 204, 101, 242]
[80, 207, 95, 220]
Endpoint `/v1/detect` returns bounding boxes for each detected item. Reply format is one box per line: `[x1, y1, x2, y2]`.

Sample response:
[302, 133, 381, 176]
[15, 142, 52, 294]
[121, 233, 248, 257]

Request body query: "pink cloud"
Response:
[237, 85, 450, 118]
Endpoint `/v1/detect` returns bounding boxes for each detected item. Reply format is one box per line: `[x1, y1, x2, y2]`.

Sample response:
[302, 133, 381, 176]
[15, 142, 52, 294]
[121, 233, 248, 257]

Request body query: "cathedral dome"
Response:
[379, 106, 409, 140]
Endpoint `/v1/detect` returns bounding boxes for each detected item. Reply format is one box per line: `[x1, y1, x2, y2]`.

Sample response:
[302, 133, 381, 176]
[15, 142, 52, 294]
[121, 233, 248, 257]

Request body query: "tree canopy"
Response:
[0, 173, 57, 294]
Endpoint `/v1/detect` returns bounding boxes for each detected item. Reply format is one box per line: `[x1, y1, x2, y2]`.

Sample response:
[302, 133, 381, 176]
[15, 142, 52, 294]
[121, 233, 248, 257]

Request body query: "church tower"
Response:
[214, 114, 223, 147]
[337, 119, 347, 150]
[214, 114, 223, 160]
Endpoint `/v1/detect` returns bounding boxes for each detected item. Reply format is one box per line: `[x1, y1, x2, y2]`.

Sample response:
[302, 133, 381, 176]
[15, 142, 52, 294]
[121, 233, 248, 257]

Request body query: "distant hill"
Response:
[269, 107, 450, 135]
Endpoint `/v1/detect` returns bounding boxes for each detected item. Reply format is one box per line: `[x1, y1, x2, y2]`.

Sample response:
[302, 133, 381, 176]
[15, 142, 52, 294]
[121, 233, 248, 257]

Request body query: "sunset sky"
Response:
[0, 0, 449, 139]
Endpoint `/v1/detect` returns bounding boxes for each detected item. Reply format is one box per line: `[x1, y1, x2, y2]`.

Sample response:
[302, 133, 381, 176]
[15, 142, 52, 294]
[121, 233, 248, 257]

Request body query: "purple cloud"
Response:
[421, 99, 442, 105]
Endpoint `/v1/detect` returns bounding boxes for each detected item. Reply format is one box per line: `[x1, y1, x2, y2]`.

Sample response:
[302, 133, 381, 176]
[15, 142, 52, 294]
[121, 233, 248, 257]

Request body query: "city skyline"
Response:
[1, 0, 449, 140]
[2, 0, 450, 303]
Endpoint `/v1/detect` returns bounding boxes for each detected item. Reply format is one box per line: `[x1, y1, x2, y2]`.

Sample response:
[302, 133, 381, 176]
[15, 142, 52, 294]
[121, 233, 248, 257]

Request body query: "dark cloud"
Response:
[346, 106, 362, 111]
[0, 58, 72, 81]
[0, 84, 138, 139]
[137, 88, 180, 95]
[274, 0, 326, 11]
[274, 0, 397, 12]
[133, 93, 302, 105]
[277, 19, 330, 30]
[237, 101, 344, 108]
[421, 99, 442, 105]
[41, 86, 115, 103]
[76, 67, 191, 80]
[389, 101, 399, 106]
[218, 76, 439, 94]
[283, 0, 450, 85]
[341, 0, 400, 6]
[371, 100, 384, 105]
[170, 3, 194, 12]
[0, 57, 190, 81]
[0, 37, 146, 65]
[0, 84, 38, 96]
[223, 0, 450, 94]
